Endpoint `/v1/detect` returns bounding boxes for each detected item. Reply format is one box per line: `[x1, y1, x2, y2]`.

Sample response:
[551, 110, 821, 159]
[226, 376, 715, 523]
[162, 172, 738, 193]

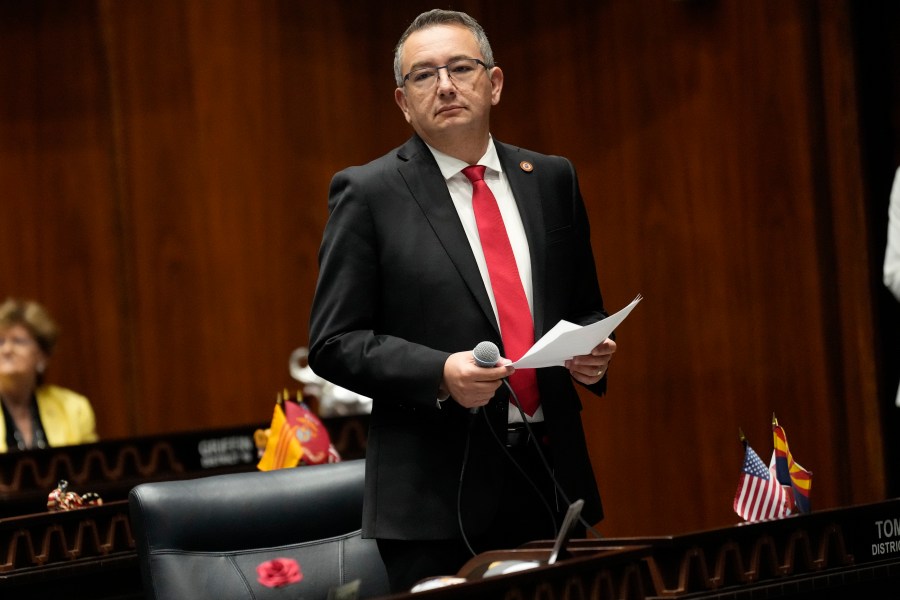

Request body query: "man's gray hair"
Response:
[393, 9, 495, 88]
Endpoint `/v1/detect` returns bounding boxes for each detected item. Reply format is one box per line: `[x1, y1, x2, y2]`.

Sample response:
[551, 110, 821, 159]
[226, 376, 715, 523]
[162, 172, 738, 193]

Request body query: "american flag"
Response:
[733, 441, 793, 522]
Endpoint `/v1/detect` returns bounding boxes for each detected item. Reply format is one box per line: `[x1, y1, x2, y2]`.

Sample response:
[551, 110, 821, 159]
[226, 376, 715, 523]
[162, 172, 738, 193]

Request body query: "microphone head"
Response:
[473, 341, 500, 368]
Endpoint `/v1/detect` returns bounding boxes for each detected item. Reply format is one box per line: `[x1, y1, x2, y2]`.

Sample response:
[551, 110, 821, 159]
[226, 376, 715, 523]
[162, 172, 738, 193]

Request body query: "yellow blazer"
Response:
[0, 384, 98, 452]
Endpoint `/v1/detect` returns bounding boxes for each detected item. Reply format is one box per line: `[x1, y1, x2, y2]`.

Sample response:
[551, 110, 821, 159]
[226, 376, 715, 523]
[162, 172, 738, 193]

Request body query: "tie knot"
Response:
[462, 165, 487, 184]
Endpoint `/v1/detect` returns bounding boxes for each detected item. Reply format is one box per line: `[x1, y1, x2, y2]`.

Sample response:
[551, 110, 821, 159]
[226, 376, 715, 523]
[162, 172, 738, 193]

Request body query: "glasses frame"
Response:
[401, 58, 490, 89]
[0, 334, 37, 351]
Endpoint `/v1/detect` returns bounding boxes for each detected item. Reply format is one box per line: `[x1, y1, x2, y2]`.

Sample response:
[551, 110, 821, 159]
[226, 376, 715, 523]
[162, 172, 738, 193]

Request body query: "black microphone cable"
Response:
[457, 399, 559, 557]
[457, 342, 499, 555]
[502, 378, 603, 540]
[457, 340, 604, 558]
[457, 413, 477, 555]
[458, 340, 556, 556]
[480, 405, 559, 533]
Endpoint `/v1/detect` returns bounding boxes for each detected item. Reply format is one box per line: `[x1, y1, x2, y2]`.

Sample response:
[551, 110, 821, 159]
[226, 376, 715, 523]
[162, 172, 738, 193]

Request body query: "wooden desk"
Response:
[0, 416, 369, 599]
[5, 427, 897, 600]
[0, 416, 369, 517]
[385, 498, 900, 599]
[0, 501, 139, 599]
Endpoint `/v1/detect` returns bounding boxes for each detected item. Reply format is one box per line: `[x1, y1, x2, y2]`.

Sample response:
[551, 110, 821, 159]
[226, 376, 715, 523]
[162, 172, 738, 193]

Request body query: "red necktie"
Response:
[463, 165, 540, 416]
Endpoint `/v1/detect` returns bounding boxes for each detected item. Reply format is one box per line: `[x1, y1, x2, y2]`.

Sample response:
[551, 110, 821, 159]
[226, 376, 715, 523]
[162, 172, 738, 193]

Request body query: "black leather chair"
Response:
[128, 459, 389, 600]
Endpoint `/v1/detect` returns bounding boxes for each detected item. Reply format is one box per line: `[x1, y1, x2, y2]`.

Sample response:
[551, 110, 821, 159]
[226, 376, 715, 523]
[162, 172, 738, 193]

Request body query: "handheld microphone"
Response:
[473, 340, 500, 367]
[471, 341, 500, 413]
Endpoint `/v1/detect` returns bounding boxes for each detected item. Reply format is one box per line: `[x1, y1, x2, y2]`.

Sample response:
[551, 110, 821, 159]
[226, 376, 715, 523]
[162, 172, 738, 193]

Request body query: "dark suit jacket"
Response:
[309, 135, 608, 541]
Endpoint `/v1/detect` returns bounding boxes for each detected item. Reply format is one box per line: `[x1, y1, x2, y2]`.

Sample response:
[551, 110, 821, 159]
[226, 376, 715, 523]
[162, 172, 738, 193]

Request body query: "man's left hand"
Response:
[565, 337, 616, 384]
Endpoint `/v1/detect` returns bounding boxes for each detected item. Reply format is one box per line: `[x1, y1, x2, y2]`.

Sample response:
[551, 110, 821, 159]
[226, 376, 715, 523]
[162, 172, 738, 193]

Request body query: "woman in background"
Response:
[0, 298, 97, 452]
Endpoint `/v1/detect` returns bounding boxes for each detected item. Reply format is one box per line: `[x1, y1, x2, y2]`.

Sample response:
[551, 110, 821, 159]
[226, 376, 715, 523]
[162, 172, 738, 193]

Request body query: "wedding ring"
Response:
[596, 368, 604, 376]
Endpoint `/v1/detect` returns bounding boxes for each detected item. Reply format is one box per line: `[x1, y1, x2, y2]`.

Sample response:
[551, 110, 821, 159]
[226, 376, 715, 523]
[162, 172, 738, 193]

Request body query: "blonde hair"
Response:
[0, 297, 60, 355]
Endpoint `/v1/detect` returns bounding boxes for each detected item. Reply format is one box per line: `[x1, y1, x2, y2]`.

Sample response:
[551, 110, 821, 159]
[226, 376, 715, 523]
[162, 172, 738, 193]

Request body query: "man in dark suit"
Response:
[308, 9, 616, 592]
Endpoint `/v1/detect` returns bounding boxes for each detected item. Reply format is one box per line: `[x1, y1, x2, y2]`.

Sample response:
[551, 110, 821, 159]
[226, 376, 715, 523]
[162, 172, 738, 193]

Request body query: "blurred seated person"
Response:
[0, 298, 98, 452]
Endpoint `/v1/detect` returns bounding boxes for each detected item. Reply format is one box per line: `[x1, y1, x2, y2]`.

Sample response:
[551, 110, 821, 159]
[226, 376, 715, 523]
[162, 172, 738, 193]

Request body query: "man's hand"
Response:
[565, 337, 616, 385]
[441, 351, 513, 411]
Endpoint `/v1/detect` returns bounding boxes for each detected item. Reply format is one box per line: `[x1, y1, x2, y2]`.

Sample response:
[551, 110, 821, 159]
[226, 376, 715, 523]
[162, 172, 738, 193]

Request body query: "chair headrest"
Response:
[129, 459, 365, 552]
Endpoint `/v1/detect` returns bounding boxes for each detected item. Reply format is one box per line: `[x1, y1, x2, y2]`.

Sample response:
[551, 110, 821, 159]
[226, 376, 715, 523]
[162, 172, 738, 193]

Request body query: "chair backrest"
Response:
[128, 459, 389, 600]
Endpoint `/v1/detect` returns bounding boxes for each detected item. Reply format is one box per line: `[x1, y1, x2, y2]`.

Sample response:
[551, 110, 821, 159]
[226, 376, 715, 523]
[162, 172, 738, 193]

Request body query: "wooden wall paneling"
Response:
[101, 0, 308, 433]
[478, 0, 876, 536]
[0, 0, 888, 539]
[813, 0, 885, 504]
[0, 1, 135, 441]
[98, 1, 415, 435]
[852, 0, 900, 501]
[101, 0, 208, 434]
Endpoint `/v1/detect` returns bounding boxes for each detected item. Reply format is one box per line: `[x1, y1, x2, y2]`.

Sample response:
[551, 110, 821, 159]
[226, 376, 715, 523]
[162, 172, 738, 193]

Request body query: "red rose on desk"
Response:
[256, 558, 303, 588]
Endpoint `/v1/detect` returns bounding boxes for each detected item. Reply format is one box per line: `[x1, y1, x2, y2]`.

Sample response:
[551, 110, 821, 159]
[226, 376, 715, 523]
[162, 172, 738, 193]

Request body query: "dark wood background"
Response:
[2, 0, 899, 538]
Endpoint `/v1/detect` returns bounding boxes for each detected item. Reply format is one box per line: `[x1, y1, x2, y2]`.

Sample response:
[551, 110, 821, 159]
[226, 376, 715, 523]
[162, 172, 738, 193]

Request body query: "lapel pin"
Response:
[519, 161, 534, 173]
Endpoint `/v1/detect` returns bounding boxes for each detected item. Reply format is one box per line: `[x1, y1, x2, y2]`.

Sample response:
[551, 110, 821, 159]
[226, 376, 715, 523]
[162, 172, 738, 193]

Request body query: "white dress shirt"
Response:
[426, 138, 544, 423]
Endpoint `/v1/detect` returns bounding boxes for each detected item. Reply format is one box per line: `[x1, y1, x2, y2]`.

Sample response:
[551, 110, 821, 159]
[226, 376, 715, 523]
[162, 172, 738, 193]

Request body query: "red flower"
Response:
[256, 557, 303, 588]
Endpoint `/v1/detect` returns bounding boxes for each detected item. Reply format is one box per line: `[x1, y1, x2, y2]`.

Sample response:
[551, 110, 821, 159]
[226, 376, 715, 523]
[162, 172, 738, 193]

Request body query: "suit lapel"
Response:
[496, 142, 548, 339]
[396, 137, 501, 336]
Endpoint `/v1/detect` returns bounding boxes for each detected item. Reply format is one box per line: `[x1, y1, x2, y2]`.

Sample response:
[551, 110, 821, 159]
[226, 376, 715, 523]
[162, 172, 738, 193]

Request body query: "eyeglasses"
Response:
[0, 334, 35, 350]
[402, 58, 489, 90]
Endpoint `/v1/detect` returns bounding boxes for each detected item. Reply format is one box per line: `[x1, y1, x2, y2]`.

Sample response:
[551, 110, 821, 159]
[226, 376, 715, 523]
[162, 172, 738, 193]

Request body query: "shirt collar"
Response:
[425, 136, 503, 181]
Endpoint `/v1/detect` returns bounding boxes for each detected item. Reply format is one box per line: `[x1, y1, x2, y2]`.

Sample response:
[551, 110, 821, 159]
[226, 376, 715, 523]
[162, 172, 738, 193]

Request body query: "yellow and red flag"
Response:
[257, 402, 303, 471]
[256, 391, 340, 470]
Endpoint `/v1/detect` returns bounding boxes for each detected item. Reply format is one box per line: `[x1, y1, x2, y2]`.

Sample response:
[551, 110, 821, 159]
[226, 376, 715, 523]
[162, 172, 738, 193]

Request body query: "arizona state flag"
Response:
[772, 416, 812, 513]
[257, 403, 303, 471]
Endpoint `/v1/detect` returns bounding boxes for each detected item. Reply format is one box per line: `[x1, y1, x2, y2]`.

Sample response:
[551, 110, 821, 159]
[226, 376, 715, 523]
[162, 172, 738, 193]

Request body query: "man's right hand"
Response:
[441, 351, 513, 411]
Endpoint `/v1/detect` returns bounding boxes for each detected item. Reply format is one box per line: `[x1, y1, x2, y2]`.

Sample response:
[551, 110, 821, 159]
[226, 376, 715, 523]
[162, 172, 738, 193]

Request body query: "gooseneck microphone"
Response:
[471, 341, 500, 413]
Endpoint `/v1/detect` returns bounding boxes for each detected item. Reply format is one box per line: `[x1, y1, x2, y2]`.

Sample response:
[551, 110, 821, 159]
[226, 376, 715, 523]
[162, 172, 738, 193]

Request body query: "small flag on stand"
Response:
[282, 392, 339, 465]
[773, 415, 812, 514]
[257, 400, 303, 471]
[256, 390, 340, 471]
[733, 430, 794, 522]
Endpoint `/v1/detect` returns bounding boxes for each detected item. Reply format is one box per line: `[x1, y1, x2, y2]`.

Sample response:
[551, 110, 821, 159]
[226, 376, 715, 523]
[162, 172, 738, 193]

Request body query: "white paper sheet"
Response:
[511, 294, 642, 369]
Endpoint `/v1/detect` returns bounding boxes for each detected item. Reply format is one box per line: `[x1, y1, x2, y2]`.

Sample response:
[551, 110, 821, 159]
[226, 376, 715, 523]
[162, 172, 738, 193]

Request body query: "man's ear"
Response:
[395, 87, 412, 123]
[489, 66, 504, 106]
